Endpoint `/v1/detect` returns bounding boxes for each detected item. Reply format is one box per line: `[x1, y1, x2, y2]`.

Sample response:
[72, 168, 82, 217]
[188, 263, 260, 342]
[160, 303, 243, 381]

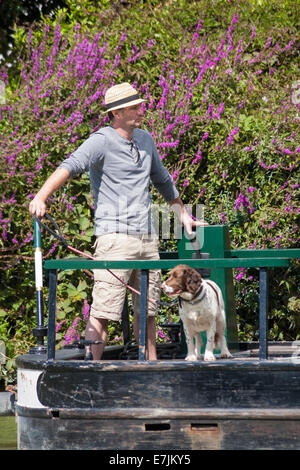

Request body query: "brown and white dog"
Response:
[162, 264, 232, 361]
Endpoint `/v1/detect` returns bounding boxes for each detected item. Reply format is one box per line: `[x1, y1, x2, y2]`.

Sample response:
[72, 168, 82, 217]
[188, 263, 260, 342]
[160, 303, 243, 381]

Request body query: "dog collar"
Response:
[179, 285, 206, 307]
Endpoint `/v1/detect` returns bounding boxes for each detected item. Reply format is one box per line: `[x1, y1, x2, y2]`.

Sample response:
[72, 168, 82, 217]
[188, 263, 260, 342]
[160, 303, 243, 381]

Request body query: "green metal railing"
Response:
[33, 221, 299, 362]
[43, 256, 291, 361]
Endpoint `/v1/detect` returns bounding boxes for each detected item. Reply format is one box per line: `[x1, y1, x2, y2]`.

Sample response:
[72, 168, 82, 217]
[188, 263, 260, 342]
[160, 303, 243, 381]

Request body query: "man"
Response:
[29, 82, 204, 360]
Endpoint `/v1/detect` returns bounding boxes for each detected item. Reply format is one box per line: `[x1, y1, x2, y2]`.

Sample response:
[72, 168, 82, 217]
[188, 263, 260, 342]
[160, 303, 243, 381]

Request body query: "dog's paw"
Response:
[204, 351, 216, 361]
[220, 351, 233, 359]
[185, 354, 197, 361]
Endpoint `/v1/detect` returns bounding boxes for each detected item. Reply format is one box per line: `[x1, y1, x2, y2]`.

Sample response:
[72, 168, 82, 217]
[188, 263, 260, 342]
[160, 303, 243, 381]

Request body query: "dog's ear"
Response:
[185, 268, 202, 294]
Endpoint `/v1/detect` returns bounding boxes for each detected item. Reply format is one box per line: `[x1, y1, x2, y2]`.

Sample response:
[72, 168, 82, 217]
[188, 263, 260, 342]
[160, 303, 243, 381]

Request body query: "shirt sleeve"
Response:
[59, 132, 105, 177]
[149, 138, 179, 202]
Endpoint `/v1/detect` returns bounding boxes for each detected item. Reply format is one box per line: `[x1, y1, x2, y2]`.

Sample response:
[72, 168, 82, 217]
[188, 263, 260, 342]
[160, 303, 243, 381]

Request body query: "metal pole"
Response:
[138, 269, 148, 361]
[30, 217, 47, 354]
[47, 269, 57, 361]
[259, 267, 269, 360]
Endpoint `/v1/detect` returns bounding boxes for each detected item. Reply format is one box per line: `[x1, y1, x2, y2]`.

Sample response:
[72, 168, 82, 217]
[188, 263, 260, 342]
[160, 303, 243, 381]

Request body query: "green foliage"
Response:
[0, 0, 299, 383]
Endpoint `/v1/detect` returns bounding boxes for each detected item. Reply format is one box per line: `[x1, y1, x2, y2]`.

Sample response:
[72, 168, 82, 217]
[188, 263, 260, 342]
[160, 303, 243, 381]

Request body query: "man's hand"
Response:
[179, 207, 208, 235]
[28, 167, 70, 218]
[29, 196, 47, 218]
[168, 197, 208, 235]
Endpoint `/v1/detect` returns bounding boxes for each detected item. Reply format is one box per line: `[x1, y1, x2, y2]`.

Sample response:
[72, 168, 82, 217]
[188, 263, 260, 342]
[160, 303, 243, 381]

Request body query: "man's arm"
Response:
[168, 196, 208, 235]
[29, 167, 70, 217]
[148, 137, 207, 233]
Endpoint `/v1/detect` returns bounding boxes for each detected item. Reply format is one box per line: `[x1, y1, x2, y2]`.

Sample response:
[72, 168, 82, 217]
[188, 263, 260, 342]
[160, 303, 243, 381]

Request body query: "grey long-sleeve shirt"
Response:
[59, 126, 179, 236]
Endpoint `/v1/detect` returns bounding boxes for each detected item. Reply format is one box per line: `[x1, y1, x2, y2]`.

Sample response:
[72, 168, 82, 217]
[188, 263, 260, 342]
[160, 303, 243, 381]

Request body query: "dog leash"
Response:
[205, 280, 220, 307]
[34, 214, 159, 306]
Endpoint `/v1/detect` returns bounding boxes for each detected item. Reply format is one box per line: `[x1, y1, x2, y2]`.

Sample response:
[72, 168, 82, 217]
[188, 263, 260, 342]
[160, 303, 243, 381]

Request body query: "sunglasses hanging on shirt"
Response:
[130, 141, 141, 164]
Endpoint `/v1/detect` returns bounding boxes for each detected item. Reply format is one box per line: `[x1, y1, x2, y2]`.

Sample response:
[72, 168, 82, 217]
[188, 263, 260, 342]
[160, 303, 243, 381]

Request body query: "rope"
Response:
[35, 214, 165, 307]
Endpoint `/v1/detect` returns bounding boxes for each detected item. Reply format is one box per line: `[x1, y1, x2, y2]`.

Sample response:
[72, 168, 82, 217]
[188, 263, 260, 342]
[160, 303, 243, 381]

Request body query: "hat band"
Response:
[106, 93, 140, 110]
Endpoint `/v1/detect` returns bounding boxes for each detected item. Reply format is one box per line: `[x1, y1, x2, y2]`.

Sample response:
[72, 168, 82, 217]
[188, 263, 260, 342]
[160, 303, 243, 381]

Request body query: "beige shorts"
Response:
[90, 233, 161, 321]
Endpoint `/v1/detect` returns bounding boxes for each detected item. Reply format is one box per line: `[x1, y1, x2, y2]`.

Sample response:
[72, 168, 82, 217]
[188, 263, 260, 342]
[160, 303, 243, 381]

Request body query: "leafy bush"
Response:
[0, 0, 299, 384]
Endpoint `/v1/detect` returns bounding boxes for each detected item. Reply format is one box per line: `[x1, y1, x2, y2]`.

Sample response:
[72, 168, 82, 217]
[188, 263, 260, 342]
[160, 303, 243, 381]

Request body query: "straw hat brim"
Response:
[104, 98, 145, 113]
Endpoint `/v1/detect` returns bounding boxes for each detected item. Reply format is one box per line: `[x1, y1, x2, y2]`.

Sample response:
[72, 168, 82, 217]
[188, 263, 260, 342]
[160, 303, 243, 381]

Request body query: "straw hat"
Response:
[104, 83, 145, 112]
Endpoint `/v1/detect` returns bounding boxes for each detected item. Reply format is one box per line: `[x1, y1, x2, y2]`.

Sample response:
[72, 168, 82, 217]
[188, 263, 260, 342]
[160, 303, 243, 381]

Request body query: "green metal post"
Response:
[30, 217, 47, 354]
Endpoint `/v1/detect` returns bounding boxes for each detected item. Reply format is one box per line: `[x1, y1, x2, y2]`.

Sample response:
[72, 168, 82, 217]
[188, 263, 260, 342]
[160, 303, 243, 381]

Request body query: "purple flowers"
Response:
[172, 170, 179, 182]
[64, 319, 81, 345]
[226, 127, 239, 146]
[192, 151, 202, 165]
[234, 189, 255, 214]
[158, 140, 180, 148]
